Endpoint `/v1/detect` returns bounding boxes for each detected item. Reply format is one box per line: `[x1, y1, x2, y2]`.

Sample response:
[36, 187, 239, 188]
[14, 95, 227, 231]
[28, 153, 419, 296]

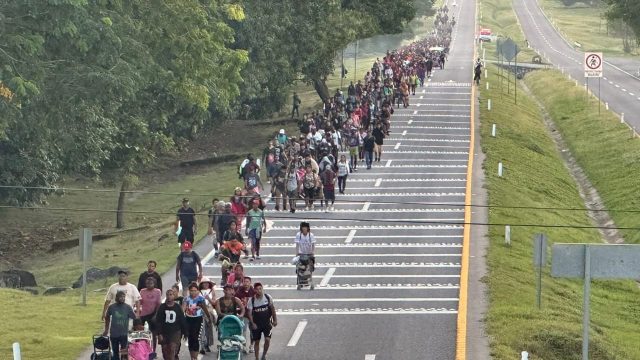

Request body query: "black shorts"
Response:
[251, 323, 272, 341]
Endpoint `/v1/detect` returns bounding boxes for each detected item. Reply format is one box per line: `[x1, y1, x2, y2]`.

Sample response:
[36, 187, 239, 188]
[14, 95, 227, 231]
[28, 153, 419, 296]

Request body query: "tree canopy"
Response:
[0, 0, 421, 212]
[603, 0, 640, 44]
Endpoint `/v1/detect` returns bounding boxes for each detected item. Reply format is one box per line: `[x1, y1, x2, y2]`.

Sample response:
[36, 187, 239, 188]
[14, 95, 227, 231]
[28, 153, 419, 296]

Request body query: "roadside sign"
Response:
[552, 243, 640, 360]
[533, 233, 547, 267]
[584, 52, 603, 78]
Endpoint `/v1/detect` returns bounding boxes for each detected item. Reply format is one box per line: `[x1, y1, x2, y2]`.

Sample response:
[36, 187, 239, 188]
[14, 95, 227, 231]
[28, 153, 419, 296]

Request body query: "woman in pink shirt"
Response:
[139, 277, 162, 352]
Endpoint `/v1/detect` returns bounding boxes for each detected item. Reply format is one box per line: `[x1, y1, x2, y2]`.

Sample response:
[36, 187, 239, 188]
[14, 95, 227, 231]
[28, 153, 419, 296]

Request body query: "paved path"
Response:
[513, 0, 640, 128]
[190, 1, 478, 359]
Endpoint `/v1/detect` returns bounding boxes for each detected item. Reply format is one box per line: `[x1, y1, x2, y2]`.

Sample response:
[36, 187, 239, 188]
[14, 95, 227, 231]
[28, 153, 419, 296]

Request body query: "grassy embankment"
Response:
[479, 0, 640, 358]
[538, 0, 639, 57]
[0, 2, 445, 358]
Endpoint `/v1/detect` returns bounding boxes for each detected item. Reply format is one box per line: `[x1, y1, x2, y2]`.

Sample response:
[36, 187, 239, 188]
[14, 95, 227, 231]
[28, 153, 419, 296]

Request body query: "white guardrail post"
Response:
[13, 343, 21, 360]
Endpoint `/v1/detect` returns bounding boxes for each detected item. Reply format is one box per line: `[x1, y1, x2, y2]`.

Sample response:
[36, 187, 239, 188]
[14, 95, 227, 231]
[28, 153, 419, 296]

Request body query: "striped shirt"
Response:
[295, 232, 316, 255]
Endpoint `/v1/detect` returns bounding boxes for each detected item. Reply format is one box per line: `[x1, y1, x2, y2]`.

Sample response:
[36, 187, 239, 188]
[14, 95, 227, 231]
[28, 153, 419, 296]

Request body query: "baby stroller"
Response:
[296, 254, 315, 290]
[91, 335, 111, 360]
[126, 331, 153, 360]
[217, 315, 246, 360]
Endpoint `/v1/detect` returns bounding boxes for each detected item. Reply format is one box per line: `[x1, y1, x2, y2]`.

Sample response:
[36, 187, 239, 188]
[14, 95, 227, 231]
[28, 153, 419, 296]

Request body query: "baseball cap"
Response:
[181, 241, 193, 251]
[117, 270, 128, 275]
[182, 198, 189, 202]
[279, 129, 285, 134]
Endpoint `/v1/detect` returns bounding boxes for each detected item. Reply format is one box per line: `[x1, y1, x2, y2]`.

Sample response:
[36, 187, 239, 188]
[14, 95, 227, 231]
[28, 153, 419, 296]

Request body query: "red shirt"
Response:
[235, 286, 256, 309]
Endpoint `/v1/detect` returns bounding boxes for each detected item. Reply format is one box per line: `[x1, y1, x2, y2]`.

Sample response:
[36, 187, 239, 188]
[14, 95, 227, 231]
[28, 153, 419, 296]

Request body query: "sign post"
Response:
[79, 228, 93, 306]
[584, 52, 603, 115]
[552, 243, 640, 360]
[532, 233, 547, 309]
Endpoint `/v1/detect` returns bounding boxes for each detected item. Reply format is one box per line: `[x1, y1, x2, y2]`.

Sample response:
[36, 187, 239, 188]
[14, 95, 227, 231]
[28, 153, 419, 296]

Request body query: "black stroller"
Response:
[296, 254, 315, 290]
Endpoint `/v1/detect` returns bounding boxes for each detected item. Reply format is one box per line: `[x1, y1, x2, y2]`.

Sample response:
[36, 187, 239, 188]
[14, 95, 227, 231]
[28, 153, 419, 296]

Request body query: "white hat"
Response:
[279, 129, 285, 134]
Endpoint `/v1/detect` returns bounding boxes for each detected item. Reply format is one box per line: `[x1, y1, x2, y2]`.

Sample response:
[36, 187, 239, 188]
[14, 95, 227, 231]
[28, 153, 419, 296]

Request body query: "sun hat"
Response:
[181, 241, 193, 251]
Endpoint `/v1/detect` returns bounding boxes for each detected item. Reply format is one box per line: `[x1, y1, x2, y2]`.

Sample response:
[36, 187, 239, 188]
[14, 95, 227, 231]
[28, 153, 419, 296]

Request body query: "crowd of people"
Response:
[100, 5, 456, 360]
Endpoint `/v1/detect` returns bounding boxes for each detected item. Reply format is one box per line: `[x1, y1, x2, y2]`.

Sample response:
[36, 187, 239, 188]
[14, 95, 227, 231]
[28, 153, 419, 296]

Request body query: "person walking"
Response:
[102, 270, 141, 321]
[362, 132, 376, 170]
[320, 164, 336, 211]
[291, 92, 301, 119]
[175, 241, 203, 297]
[175, 198, 197, 245]
[235, 276, 256, 354]
[295, 222, 316, 275]
[156, 289, 186, 360]
[183, 282, 213, 360]
[246, 199, 266, 261]
[336, 155, 350, 194]
[139, 277, 161, 353]
[137, 260, 163, 291]
[215, 284, 246, 320]
[372, 123, 386, 162]
[103, 291, 137, 360]
[247, 282, 278, 360]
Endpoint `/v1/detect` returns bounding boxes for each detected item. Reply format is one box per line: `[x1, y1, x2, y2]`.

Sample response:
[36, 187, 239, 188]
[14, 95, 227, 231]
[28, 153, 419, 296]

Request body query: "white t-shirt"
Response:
[105, 282, 141, 308]
[295, 232, 316, 255]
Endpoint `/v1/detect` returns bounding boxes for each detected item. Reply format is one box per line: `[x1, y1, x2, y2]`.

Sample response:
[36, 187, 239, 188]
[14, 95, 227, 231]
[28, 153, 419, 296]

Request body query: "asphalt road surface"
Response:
[513, 0, 640, 129]
[184, 1, 479, 359]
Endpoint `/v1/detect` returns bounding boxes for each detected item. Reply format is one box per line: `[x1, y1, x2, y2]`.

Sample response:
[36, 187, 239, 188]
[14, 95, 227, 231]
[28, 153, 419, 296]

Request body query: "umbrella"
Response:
[429, 46, 444, 52]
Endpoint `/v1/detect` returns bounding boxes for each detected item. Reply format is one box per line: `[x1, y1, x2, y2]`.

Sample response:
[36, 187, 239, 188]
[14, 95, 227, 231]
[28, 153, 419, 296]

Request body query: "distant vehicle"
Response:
[479, 28, 492, 42]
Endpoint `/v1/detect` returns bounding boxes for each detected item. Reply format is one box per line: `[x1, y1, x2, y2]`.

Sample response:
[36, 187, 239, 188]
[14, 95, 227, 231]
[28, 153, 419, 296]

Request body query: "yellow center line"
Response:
[455, 1, 479, 359]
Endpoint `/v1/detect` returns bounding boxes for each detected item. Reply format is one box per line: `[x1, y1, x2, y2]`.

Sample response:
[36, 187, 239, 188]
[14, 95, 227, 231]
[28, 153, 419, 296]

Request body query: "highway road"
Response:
[513, 0, 640, 129]
[186, 1, 479, 359]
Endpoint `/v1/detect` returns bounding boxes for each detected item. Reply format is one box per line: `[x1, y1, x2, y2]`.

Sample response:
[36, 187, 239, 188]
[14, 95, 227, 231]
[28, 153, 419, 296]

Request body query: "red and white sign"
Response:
[584, 52, 603, 78]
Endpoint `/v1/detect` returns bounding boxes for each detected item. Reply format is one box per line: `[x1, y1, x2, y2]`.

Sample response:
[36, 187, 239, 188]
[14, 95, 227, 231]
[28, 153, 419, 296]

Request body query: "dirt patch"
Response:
[521, 82, 623, 244]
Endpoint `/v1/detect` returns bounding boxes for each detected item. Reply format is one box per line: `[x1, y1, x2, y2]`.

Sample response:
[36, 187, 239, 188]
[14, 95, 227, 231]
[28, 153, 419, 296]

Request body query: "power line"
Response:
[0, 204, 637, 231]
[0, 184, 636, 213]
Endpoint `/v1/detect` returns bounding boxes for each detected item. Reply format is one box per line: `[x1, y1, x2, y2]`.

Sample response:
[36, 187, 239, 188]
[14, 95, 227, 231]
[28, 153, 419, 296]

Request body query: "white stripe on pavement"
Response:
[250, 275, 460, 279]
[361, 202, 371, 211]
[394, 142, 401, 150]
[261, 235, 463, 239]
[277, 309, 457, 315]
[385, 160, 392, 167]
[374, 178, 382, 187]
[366, 355, 376, 360]
[345, 230, 357, 243]
[205, 262, 461, 268]
[254, 253, 462, 258]
[287, 320, 308, 347]
[273, 297, 459, 302]
[319, 267, 336, 286]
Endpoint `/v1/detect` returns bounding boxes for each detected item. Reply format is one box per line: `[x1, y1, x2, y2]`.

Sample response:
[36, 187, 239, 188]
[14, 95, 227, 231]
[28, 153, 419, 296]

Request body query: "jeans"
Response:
[110, 335, 128, 360]
[365, 151, 373, 168]
[337, 175, 347, 193]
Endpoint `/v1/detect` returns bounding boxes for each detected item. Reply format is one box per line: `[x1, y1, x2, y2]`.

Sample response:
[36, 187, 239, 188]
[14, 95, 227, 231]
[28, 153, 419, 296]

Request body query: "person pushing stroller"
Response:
[294, 222, 316, 290]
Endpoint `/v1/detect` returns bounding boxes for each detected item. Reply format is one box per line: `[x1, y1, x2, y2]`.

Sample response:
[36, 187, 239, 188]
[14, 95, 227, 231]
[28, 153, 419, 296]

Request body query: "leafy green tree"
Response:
[604, 0, 640, 44]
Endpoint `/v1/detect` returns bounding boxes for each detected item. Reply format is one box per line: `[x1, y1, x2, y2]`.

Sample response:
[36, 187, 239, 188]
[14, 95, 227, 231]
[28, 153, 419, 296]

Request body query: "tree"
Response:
[603, 0, 640, 44]
[0, 0, 248, 228]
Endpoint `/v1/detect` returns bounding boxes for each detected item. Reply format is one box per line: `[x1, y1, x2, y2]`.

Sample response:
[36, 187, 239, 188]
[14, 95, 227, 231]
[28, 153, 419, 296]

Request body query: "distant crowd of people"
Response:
[100, 5, 456, 360]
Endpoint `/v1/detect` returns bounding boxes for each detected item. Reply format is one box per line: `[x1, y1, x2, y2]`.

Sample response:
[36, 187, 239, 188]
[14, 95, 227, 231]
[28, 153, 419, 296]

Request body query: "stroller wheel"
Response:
[310, 284, 315, 290]
[297, 285, 302, 290]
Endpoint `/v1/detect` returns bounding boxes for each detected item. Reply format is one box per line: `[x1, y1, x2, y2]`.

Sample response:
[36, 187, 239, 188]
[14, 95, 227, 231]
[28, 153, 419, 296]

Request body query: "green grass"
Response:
[539, 0, 639, 56]
[480, 65, 640, 359]
[0, 3, 450, 358]
[525, 70, 640, 244]
[479, 0, 538, 62]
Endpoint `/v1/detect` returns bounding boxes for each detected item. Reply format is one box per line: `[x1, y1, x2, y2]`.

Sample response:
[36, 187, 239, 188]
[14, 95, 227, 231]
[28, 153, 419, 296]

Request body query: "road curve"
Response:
[512, 0, 640, 129]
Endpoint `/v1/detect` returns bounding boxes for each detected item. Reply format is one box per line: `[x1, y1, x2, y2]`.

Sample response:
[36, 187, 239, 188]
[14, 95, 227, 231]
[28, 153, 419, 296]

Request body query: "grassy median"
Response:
[480, 65, 640, 359]
[538, 0, 639, 56]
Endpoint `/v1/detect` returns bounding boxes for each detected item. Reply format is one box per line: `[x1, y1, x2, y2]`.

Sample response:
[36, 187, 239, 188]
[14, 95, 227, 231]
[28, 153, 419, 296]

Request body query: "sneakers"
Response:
[256, 256, 261, 260]
[249, 347, 254, 353]
[305, 206, 310, 211]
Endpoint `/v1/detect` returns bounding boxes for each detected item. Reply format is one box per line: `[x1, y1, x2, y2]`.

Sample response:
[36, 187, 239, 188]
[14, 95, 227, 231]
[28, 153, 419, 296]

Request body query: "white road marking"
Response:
[361, 201, 371, 211]
[407, 119, 413, 124]
[262, 235, 464, 239]
[345, 229, 357, 243]
[210, 284, 460, 290]
[287, 320, 308, 347]
[374, 178, 382, 187]
[419, 96, 424, 99]
[252, 274, 460, 280]
[413, 110, 418, 114]
[256, 253, 462, 258]
[271, 218, 464, 223]
[278, 309, 457, 315]
[319, 267, 336, 287]
[261, 242, 463, 247]
[205, 262, 462, 268]
[385, 160, 392, 167]
[394, 142, 401, 150]
[347, 186, 466, 190]
[402, 130, 407, 136]
[366, 355, 377, 360]
[273, 297, 459, 302]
